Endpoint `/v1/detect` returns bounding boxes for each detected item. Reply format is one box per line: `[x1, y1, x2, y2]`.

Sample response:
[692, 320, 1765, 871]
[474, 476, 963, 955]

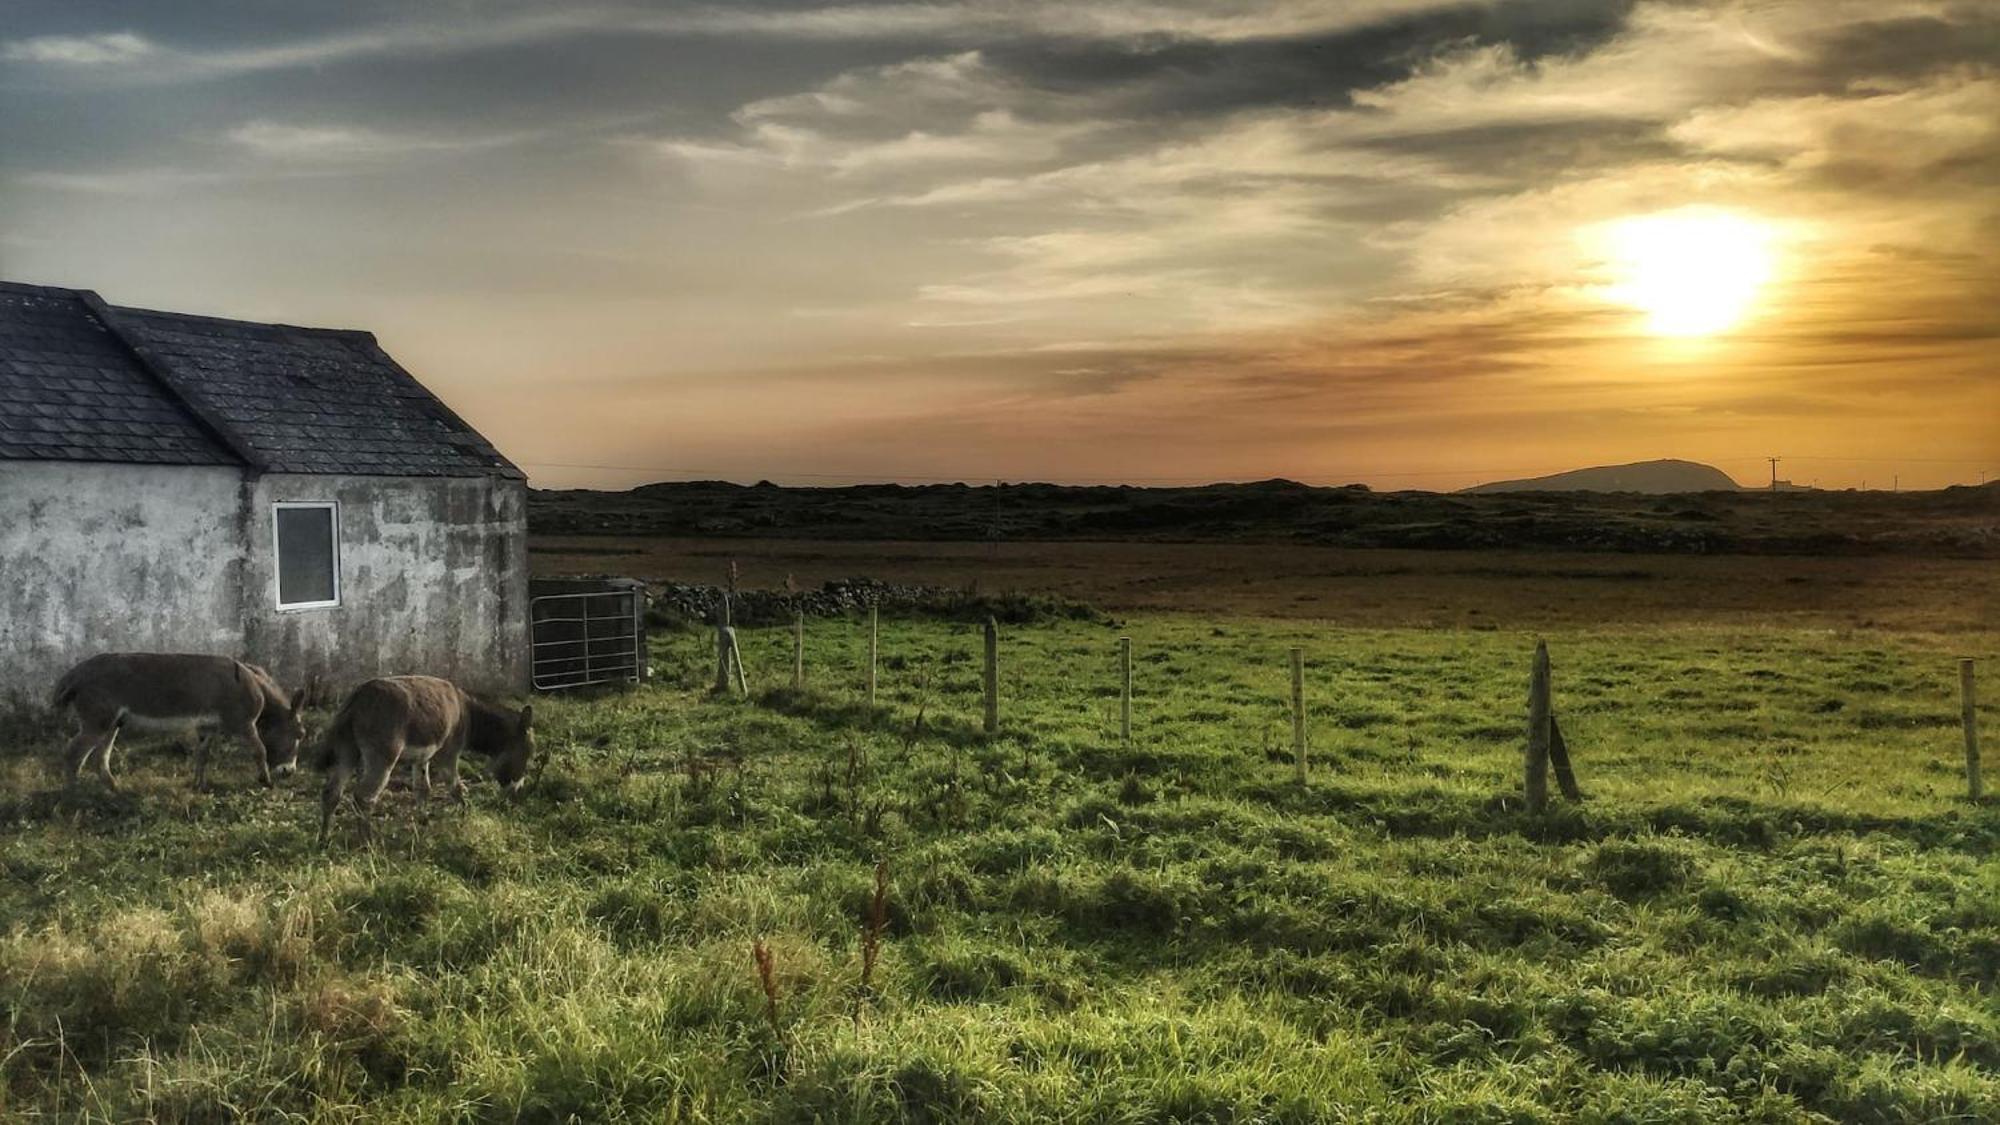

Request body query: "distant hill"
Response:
[1462, 459, 1743, 494]
[529, 477, 2000, 558]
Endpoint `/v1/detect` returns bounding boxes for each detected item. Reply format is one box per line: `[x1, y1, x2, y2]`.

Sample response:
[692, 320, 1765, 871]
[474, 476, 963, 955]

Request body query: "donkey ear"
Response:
[518, 704, 535, 731]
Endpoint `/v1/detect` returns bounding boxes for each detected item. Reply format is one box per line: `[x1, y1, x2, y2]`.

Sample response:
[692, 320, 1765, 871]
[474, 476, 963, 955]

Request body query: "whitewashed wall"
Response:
[244, 473, 529, 697]
[0, 461, 528, 706]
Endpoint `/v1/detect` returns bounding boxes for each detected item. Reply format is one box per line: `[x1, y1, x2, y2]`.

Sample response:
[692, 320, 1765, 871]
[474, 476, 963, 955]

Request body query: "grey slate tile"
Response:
[0, 281, 518, 478]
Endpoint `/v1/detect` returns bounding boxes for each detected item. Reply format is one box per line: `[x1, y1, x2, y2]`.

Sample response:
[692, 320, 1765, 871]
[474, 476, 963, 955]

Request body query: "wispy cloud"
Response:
[1, 32, 154, 65]
[0, 2, 1439, 85]
[225, 120, 529, 162]
[13, 119, 531, 196]
[653, 110, 1089, 179]
[1669, 70, 2000, 187]
[13, 166, 233, 195]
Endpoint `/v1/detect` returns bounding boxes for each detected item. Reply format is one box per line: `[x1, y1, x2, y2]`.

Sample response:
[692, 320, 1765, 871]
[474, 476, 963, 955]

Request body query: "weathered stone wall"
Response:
[0, 462, 245, 707]
[244, 474, 529, 696]
[0, 462, 528, 706]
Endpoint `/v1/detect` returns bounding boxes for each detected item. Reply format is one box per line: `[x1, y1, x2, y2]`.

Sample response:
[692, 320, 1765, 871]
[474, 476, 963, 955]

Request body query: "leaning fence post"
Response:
[866, 604, 879, 707]
[730, 629, 748, 695]
[983, 617, 1000, 735]
[1963, 659, 1983, 801]
[1525, 640, 1551, 811]
[1119, 636, 1133, 744]
[792, 612, 805, 691]
[1290, 647, 1306, 784]
[1549, 714, 1583, 802]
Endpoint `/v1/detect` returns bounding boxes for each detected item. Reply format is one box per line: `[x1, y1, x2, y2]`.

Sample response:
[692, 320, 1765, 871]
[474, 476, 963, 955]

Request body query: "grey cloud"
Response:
[0, 2, 1436, 86]
[1807, 12, 2000, 85]
[975, 0, 1639, 118]
[1345, 118, 1680, 189]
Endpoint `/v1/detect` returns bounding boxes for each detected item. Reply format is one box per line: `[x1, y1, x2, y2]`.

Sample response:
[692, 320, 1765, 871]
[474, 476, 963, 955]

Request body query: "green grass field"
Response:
[2, 614, 1996, 1122]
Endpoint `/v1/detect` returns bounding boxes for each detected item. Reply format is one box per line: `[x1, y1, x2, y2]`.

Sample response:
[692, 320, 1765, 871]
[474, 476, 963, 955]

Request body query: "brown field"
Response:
[530, 535, 1999, 632]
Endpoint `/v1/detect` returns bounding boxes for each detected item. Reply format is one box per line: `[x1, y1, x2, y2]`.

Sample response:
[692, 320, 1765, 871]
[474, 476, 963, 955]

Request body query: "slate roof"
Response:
[0, 280, 521, 478]
[0, 282, 235, 464]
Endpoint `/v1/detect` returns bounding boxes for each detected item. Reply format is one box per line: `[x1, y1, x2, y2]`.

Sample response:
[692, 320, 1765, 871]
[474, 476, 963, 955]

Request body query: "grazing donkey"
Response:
[50, 653, 305, 791]
[316, 675, 535, 846]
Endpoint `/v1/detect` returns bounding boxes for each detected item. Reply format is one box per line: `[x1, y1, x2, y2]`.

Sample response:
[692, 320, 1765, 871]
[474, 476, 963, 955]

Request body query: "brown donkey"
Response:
[316, 675, 534, 846]
[50, 653, 305, 790]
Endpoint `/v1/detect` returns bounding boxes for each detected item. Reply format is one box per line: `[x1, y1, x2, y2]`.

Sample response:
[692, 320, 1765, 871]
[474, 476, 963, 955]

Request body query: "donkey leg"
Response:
[436, 742, 468, 803]
[411, 757, 436, 825]
[62, 725, 109, 789]
[231, 722, 274, 788]
[195, 732, 225, 789]
[319, 759, 352, 848]
[354, 744, 401, 842]
[193, 731, 212, 791]
[91, 726, 123, 790]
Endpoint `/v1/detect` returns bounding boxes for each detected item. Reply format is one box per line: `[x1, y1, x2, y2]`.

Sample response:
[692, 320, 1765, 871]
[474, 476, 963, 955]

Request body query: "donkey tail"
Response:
[313, 696, 359, 772]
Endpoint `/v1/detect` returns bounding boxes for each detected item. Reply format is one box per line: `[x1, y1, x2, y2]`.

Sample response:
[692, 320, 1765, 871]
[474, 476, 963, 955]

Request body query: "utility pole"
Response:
[1767, 456, 1781, 492]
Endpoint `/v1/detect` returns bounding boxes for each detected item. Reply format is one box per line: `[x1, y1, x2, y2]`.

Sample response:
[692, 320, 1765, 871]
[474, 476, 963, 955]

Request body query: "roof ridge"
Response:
[0, 279, 91, 299]
[110, 301, 378, 342]
[78, 293, 262, 470]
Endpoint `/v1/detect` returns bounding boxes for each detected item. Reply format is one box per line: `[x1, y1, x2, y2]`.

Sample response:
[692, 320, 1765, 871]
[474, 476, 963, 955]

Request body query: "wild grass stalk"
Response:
[752, 938, 781, 1039]
[862, 861, 889, 993]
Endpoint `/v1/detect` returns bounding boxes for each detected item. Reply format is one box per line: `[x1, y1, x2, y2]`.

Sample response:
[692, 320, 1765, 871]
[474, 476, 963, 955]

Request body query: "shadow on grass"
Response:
[749, 684, 1037, 754]
[0, 783, 152, 828]
[1246, 782, 2000, 852]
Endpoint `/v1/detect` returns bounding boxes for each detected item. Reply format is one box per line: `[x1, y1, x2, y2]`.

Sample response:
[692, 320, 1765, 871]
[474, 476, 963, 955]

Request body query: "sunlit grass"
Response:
[0, 614, 1994, 1121]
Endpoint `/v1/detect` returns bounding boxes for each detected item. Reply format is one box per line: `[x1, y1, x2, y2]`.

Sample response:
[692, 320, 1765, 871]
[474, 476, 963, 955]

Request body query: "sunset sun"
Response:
[1603, 209, 1776, 337]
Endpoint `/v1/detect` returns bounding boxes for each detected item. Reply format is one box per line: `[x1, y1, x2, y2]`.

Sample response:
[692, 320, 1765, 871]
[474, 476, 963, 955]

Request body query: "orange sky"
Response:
[3, 1, 1996, 490]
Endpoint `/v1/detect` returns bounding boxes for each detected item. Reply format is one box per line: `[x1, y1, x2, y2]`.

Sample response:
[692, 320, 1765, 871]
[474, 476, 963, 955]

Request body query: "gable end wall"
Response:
[0, 462, 528, 706]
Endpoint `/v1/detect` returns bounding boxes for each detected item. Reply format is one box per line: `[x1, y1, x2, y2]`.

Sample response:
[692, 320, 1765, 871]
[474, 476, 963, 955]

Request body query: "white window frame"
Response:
[272, 501, 341, 611]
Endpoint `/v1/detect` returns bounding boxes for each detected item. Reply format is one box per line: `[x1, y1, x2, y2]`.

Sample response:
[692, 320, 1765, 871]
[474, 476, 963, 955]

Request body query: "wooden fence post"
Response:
[793, 611, 805, 691]
[1525, 640, 1551, 812]
[1119, 636, 1133, 744]
[713, 627, 746, 694]
[1290, 647, 1306, 784]
[983, 617, 1000, 735]
[1964, 659, 1983, 801]
[713, 594, 734, 694]
[867, 604, 879, 707]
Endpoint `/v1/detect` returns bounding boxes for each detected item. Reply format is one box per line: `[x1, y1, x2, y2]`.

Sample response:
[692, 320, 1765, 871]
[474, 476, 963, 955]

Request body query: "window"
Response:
[273, 502, 340, 609]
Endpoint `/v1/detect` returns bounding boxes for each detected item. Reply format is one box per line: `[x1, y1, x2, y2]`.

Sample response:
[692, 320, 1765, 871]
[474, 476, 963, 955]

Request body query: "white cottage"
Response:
[0, 280, 529, 704]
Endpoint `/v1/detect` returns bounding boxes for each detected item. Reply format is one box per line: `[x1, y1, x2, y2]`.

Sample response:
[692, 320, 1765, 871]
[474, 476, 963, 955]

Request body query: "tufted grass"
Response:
[0, 614, 1994, 1122]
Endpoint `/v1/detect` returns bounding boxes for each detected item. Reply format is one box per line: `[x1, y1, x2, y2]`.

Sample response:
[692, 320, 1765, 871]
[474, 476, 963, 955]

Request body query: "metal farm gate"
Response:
[528, 578, 648, 690]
